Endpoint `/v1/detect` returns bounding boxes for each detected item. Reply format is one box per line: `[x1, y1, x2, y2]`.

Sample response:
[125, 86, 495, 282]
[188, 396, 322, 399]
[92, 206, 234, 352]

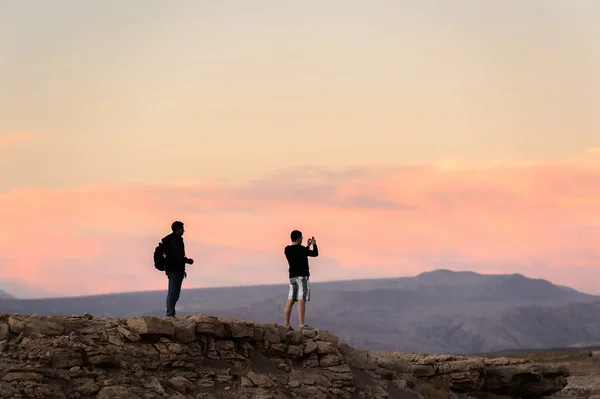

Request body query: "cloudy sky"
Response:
[1, 0, 599, 298]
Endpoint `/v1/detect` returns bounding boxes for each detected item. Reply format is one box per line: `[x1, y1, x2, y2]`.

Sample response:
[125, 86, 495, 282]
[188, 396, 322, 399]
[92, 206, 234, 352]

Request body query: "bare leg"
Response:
[284, 299, 294, 327]
[297, 299, 306, 326]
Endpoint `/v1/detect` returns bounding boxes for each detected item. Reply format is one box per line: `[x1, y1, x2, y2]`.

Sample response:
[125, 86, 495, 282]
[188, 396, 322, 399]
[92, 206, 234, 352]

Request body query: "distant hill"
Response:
[1, 269, 598, 354]
[556, 284, 582, 294]
[0, 288, 14, 299]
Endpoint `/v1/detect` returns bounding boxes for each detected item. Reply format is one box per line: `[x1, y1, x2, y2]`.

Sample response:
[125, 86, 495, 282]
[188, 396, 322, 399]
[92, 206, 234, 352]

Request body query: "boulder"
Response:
[317, 340, 337, 354]
[219, 316, 254, 338]
[339, 344, 377, 370]
[483, 357, 569, 397]
[186, 314, 225, 337]
[315, 330, 339, 345]
[319, 352, 343, 367]
[171, 319, 196, 343]
[301, 329, 317, 338]
[304, 339, 318, 354]
[117, 324, 141, 342]
[288, 330, 304, 345]
[126, 316, 174, 336]
[253, 326, 264, 341]
[260, 324, 283, 343]
[8, 315, 65, 336]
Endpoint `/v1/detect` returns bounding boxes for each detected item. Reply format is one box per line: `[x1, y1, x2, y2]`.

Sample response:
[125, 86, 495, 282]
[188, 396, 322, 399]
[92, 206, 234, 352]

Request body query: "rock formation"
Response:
[0, 313, 569, 398]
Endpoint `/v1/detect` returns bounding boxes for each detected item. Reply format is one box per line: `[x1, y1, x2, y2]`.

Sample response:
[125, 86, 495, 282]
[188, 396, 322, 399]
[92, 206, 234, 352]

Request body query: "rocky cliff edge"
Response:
[0, 313, 569, 399]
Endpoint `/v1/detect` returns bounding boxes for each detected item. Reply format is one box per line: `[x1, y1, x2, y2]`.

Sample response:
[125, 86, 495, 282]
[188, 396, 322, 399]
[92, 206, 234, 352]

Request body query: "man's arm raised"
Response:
[306, 239, 319, 257]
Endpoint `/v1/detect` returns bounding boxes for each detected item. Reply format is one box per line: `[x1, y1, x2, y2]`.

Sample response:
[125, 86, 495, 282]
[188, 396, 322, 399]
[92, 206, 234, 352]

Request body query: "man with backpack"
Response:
[154, 221, 194, 318]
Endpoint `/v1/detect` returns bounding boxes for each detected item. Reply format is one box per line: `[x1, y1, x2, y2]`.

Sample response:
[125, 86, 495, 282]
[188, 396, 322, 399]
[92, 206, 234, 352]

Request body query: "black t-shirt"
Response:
[285, 243, 319, 278]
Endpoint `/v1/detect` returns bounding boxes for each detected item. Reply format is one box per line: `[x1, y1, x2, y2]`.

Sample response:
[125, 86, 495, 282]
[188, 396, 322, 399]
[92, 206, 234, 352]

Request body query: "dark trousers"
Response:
[166, 272, 184, 317]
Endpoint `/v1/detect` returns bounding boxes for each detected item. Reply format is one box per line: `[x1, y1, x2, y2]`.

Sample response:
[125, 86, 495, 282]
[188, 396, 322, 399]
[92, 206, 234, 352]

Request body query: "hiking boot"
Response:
[299, 324, 314, 330]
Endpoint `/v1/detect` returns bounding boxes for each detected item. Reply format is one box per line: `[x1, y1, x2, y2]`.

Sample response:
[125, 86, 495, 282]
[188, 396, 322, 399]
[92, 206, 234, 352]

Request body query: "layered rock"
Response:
[0, 313, 569, 399]
[392, 353, 570, 397]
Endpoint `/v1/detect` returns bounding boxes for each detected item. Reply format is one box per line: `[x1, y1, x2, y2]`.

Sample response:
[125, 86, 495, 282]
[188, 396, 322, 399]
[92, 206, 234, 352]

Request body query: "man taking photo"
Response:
[283, 229, 319, 330]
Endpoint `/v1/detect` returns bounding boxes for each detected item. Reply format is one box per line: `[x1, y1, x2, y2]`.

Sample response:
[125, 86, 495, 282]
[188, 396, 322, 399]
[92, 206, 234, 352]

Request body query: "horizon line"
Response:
[2, 268, 584, 301]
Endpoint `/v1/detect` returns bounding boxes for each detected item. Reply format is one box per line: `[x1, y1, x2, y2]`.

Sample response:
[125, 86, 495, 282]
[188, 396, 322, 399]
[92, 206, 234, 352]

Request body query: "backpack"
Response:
[153, 241, 168, 271]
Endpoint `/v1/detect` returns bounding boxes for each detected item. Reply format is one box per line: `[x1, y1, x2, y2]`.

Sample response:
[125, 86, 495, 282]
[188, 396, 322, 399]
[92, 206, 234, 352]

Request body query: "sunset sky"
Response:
[1, 1, 599, 298]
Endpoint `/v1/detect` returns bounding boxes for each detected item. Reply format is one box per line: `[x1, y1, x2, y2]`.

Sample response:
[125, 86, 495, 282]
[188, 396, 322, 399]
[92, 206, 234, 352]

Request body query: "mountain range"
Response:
[1, 269, 599, 354]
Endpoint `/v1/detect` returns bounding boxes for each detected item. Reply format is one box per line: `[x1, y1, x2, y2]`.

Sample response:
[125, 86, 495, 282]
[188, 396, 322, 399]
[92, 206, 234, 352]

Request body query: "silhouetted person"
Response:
[284, 230, 319, 330]
[163, 221, 194, 317]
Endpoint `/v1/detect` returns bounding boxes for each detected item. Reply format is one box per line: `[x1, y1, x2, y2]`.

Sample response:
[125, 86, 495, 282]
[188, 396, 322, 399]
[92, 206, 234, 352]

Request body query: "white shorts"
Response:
[288, 276, 310, 302]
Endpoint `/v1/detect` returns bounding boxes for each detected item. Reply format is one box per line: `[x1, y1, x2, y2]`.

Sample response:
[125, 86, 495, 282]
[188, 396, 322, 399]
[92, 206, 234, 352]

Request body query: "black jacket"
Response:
[162, 233, 191, 275]
[285, 243, 319, 278]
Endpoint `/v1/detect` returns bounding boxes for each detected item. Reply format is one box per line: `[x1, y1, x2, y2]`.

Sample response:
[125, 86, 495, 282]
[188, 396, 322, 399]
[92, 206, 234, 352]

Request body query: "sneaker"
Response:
[285, 326, 295, 332]
[299, 324, 314, 330]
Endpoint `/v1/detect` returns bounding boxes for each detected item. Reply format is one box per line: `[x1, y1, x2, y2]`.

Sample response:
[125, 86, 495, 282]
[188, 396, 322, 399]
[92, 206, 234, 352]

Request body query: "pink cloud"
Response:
[0, 150, 599, 298]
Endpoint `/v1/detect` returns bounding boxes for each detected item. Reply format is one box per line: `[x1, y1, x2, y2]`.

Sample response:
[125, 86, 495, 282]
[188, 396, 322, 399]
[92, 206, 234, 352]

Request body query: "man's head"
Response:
[290, 230, 302, 244]
[171, 221, 185, 236]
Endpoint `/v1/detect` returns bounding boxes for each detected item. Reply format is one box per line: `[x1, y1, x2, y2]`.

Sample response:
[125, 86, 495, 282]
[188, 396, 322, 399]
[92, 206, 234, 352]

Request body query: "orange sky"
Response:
[1, 2, 600, 297]
[0, 145, 598, 298]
